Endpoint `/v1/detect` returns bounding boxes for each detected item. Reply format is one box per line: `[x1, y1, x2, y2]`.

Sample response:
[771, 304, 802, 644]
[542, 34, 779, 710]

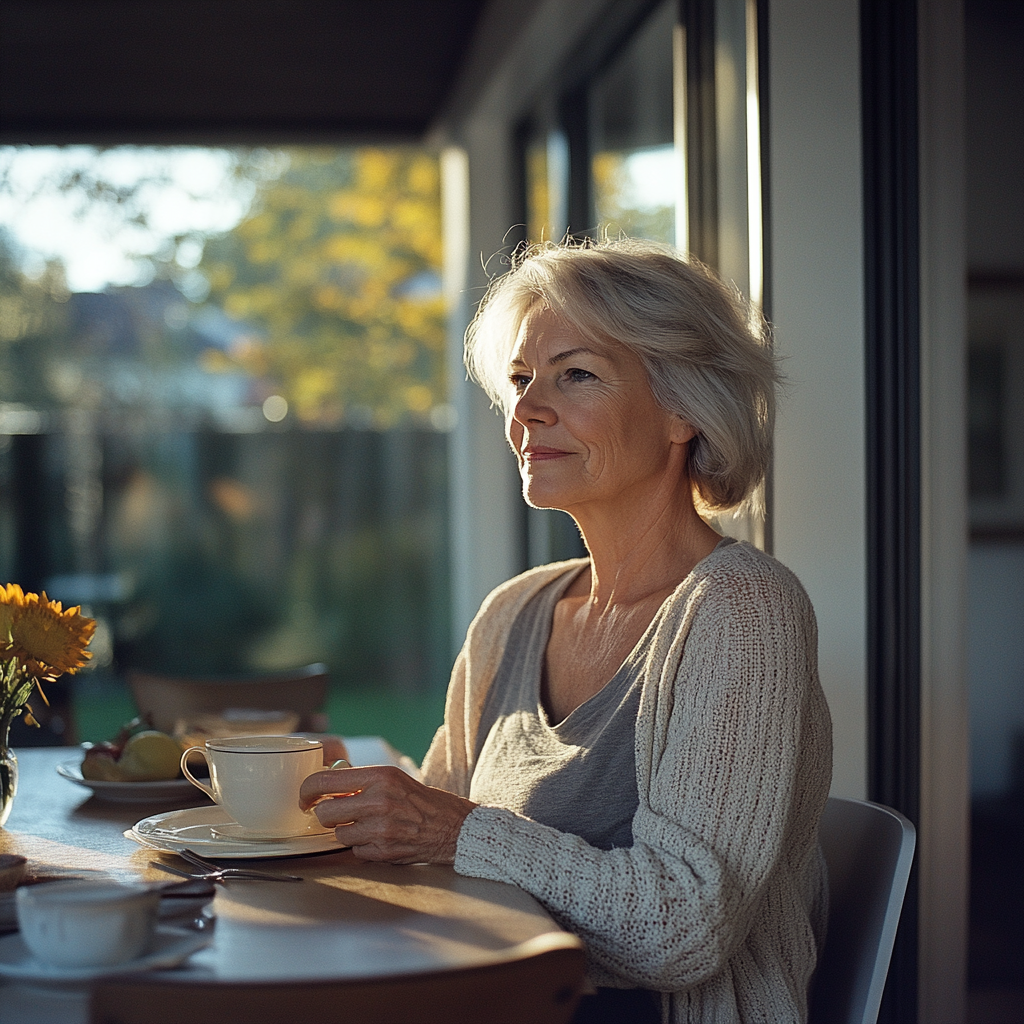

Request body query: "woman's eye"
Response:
[509, 374, 531, 393]
[564, 367, 594, 383]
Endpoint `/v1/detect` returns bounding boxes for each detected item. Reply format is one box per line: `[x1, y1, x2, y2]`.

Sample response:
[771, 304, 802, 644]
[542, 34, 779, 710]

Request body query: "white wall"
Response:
[768, 0, 867, 800]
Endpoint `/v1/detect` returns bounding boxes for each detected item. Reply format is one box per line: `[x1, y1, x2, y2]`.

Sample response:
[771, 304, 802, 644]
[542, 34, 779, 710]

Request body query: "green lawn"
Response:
[322, 688, 445, 764]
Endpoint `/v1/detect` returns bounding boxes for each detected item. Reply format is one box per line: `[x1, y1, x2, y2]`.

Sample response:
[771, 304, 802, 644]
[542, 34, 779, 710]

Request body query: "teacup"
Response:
[180, 734, 324, 837]
[16, 879, 160, 969]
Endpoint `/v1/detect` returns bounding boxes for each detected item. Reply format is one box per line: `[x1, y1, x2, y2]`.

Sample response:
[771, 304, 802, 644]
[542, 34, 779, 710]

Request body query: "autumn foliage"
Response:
[199, 149, 447, 428]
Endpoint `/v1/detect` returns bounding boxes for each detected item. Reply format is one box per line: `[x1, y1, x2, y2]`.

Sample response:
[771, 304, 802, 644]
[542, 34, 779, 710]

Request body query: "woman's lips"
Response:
[523, 447, 571, 461]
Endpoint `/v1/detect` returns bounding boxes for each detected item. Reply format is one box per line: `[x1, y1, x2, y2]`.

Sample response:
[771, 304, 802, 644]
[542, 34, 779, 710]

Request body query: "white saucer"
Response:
[0, 926, 209, 984]
[210, 820, 331, 842]
[127, 805, 343, 859]
[57, 760, 204, 805]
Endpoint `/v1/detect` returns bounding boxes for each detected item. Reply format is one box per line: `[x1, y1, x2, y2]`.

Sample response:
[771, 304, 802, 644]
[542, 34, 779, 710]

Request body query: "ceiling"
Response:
[0, 0, 489, 143]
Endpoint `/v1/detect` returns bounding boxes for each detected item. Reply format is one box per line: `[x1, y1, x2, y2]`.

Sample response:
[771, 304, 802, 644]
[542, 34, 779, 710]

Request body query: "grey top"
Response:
[468, 562, 656, 851]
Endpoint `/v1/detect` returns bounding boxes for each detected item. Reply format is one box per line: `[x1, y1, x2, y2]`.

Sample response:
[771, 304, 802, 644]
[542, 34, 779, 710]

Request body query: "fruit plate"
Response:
[56, 760, 207, 804]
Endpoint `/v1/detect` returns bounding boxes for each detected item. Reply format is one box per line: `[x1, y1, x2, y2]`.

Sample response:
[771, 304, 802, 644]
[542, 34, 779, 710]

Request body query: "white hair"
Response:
[464, 237, 780, 513]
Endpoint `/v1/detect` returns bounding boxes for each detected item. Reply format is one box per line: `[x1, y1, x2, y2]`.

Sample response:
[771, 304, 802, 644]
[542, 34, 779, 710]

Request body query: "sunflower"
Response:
[0, 583, 27, 645]
[5, 591, 95, 682]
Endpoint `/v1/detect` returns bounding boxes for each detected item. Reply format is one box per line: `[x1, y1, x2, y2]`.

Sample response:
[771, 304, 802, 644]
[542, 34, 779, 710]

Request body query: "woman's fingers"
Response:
[298, 765, 369, 808]
[298, 766, 476, 864]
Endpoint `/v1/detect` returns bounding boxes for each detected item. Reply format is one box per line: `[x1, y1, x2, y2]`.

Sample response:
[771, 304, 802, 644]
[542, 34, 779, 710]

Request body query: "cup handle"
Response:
[180, 747, 217, 802]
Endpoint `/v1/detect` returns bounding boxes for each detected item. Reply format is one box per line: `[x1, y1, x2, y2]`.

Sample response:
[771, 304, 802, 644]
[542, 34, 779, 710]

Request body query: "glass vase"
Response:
[0, 715, 16, 827]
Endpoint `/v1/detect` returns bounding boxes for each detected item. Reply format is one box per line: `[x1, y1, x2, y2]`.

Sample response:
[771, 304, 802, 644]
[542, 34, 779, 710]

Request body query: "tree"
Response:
[0, 232, 70, 407]
[199, 149, 447, 427]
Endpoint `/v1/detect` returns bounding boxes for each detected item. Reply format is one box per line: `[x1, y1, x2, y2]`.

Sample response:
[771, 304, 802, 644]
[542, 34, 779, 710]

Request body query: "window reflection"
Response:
[525, 129, 569, 244]
[589, 0, 677, 244]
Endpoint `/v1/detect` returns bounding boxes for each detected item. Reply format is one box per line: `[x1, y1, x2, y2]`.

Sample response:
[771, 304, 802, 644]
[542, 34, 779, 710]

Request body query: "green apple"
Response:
[115, 731, 183, 782]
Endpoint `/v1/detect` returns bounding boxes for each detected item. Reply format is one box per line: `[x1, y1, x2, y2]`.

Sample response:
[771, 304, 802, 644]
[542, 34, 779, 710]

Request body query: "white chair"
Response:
[809, 796, 916, 1024]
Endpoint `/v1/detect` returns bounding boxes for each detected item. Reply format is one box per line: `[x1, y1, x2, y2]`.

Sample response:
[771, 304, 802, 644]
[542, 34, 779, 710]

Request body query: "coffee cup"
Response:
[180, 734, 324, 837]
[16, 879, 160, 969]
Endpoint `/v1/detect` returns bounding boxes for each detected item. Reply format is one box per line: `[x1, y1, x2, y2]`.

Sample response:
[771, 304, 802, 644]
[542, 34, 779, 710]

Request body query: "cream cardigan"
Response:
[420, 540, 832, 1024]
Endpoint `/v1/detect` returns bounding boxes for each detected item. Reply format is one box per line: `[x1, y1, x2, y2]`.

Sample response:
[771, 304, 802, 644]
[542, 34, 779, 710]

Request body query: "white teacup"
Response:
[16, 879, 160, 969]
[180, 734, 324, 837]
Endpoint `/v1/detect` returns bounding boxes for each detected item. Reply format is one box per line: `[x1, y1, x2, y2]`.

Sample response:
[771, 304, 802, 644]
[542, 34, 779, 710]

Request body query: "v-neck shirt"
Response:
[468, 562, 657, 851]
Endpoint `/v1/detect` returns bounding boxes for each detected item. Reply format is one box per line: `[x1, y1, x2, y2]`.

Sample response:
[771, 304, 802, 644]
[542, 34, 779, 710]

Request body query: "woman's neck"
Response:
[566, 481, 722, 610]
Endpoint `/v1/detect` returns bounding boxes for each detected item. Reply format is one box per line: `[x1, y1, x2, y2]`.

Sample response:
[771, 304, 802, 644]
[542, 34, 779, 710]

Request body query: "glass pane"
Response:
[589, 0, 677, 244]
[0, 146, 450, 760]
[525, 129, 569, 244]
[714, 0, 763, 307]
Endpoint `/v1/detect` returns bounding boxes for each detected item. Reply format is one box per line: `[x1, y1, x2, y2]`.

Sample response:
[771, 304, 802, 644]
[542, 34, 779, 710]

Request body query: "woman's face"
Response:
[505, 306, 694, 515]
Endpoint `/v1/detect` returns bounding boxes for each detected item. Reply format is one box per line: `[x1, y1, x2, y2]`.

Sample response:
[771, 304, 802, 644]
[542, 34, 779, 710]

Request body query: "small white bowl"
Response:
[15, 879, 160, 969]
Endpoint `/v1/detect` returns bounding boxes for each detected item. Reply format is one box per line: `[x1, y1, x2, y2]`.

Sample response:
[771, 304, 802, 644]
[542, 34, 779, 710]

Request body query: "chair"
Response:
[127, 663, 330, 735]
[89, 932, 587, 1024]
[808, 796, 916, 1024]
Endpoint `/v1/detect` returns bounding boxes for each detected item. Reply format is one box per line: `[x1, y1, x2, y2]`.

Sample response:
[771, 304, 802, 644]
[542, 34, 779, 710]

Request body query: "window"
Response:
[0, 146, 451, 758]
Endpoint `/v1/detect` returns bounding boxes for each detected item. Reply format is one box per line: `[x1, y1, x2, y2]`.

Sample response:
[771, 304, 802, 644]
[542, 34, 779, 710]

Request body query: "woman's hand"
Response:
[298, 766, 477, 865]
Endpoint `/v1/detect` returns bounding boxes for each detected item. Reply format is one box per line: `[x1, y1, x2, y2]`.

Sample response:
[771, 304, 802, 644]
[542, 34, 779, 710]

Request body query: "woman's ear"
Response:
[670, 416, 697, 445]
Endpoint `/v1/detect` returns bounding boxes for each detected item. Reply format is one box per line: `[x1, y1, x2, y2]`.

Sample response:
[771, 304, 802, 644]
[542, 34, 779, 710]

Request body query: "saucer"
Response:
[127, 805, 343, 859]
[0, 926, 209, 984]
[210, 820, 331, 842]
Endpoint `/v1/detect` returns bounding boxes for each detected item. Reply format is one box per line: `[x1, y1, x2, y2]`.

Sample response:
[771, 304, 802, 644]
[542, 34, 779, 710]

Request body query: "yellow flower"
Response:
[0, 583, 30, 654]
[1, 586, 95, 682]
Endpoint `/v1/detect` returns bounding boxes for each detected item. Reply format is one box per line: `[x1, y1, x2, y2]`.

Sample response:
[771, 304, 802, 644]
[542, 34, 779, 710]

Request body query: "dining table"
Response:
[0, 741, 574, 1024]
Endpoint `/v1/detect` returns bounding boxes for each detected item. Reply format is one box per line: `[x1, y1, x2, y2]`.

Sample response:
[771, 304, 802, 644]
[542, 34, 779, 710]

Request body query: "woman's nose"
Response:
[512, 380, 556, 425]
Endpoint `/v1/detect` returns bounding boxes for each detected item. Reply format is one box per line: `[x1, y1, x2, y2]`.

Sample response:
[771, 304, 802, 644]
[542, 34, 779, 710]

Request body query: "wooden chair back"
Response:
[127, 663, 329, 734]
[89, 932, 587, 1024]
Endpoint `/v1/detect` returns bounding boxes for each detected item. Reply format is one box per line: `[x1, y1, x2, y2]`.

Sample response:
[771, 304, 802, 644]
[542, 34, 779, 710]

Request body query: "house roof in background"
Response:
[0, 0, 489, 143]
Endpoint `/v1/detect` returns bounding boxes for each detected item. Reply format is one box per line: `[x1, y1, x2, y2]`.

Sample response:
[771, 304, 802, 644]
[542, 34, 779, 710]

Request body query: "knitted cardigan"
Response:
[420, 540, 833, 1024]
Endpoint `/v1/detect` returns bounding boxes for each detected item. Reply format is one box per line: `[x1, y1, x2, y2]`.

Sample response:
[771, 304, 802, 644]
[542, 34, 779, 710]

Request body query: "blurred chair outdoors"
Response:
[127, 662, 330, 738]
[89, 932, 587, 1024]
[809, 796, 917, 1024]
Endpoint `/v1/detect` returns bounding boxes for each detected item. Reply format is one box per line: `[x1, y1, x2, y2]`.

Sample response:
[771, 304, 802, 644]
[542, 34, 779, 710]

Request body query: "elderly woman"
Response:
[301, 238, 832, 1024]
